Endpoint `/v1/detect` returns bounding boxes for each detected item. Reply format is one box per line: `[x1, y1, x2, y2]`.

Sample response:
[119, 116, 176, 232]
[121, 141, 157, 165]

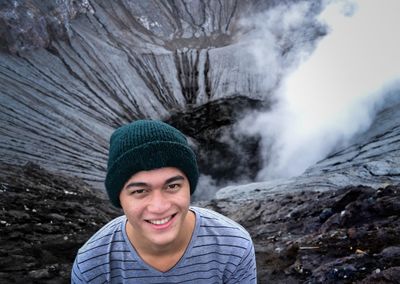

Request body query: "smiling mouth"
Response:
[146, 213, 176, 225]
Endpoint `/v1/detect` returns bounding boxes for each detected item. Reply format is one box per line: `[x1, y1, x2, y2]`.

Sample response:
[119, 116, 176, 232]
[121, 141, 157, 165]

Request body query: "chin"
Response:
[149, 231, 179, 246]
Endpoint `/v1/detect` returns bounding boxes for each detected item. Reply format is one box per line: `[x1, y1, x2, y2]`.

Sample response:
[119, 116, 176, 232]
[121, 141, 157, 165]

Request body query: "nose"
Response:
[148, 190, 170, 213]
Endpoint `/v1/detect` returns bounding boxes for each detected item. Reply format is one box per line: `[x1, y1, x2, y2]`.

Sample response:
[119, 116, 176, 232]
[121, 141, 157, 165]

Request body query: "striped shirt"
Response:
[71, 206, 256, 283]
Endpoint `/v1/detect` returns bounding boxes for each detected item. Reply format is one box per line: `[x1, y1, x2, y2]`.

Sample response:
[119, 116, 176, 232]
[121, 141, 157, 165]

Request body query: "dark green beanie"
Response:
[105, 120, 199, 208]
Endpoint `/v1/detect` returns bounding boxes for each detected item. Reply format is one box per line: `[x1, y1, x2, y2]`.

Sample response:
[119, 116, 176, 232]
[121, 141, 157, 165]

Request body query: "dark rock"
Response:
[197, 184, 400, 283]
[1, 162, 399, 283]
[0, 163, 121, 283]
[379, 246, 400, 260]
[360, 267, 400, 284]
[167, 95, 265, 184]
[319, 208, 333, 222]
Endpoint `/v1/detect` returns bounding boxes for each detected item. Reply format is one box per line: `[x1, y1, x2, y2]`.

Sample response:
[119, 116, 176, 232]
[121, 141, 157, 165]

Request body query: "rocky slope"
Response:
[1, 163, 399, 283]
[217, 95, 400, 200]
[0, 0, 325, 188]
[200, 185, 400, 283]
[0, 162, 121, 283]
[1, 1, 400, 283]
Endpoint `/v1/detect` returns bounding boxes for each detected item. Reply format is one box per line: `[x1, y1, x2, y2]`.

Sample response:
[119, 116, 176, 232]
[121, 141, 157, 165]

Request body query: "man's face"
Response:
[119, 167, 191, 250]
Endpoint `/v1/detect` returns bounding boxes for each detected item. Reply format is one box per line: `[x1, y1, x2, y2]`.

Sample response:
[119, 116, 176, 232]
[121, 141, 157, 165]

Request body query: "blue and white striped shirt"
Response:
[71, 207, 256, 283]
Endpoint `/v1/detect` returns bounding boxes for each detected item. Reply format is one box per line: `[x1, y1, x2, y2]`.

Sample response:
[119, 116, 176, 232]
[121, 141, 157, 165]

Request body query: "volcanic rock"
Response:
[0, 0, 325, 189]
[198, 184, 400, 283]
[0, 162, 121, 284]
[1, 163, 399, 283]
[1, 1, 400, 283]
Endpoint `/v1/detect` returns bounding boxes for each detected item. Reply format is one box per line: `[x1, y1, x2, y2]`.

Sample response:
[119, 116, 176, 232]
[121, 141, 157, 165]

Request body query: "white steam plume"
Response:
[238, 1, 324, 95]
[240, 0, 400, 180]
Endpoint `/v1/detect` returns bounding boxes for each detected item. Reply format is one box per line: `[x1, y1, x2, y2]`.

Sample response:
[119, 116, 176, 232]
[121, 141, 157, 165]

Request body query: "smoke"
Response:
[239, 0, 400, 180]
[192, 174, 219, 201]
[238, 1, 325, 94]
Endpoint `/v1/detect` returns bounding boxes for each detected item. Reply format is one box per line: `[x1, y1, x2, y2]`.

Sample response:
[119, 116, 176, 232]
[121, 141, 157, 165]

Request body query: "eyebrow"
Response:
[125, 175, 185, 189]
[125, 182, 148, 189]
[165, 175, 185, 184]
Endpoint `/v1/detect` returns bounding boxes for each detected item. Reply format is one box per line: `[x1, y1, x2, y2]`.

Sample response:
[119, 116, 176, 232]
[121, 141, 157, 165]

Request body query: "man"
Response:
[71, 120, 257, 283]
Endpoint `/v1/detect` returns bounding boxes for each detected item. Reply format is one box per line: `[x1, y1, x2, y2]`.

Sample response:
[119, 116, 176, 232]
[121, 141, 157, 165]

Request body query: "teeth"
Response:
[148, 216, 172, 225]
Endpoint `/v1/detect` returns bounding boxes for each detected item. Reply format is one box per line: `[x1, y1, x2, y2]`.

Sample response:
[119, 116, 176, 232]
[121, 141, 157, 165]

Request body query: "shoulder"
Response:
[73, 216, 127, 278]
[71, 216, 129, 283]
[192, 207, 251, 236]
[79, 215, 126, 252]
[187, 207, 255, 282]
[191, 206, 253, 247]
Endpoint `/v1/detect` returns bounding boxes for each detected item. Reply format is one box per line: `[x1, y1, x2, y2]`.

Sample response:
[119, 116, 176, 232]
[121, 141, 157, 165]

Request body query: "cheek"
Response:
[175, 191, 191, 207]
[123, 207, 144, 228]
[120, 198, 142, 217]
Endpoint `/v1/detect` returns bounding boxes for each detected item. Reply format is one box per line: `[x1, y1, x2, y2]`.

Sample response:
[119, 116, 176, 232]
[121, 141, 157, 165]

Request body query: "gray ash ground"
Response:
[1, 163, 399, 283]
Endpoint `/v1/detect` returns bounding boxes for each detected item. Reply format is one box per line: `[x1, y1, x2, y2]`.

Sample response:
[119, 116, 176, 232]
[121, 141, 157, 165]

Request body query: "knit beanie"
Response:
[105, 120, 199, 208]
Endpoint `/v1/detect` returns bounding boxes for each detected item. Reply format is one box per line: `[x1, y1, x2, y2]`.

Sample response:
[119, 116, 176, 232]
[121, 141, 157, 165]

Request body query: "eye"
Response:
[130, 189, 147, 195]
[166, 183, 181, 192]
